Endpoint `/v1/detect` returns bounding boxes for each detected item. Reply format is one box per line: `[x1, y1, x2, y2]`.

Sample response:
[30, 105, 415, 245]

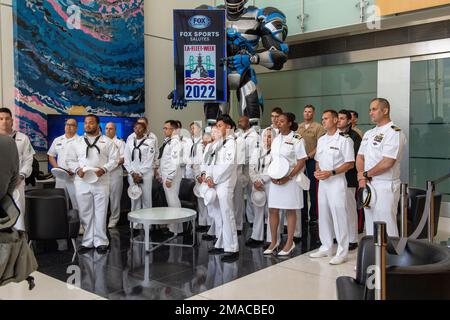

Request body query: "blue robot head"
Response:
[225, 0, 248, 15]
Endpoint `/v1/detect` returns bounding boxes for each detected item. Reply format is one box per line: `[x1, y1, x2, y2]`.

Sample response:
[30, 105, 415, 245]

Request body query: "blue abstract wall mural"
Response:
[13, 0, 145, 151]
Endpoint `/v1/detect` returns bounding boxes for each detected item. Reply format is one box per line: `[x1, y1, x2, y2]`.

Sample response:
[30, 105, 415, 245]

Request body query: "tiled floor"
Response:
[1, 217, 449, 300]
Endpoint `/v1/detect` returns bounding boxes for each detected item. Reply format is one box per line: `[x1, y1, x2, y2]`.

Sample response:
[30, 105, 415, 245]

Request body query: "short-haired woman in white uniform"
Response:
[265, 113, 308, 256]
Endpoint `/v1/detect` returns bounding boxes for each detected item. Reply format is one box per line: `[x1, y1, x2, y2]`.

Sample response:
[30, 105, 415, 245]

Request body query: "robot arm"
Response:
[253, 7, 289, 71]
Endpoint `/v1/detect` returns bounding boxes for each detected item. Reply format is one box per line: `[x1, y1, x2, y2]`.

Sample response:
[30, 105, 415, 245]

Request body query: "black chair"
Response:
[25, 189, 80, 253]
[397, 187, 442, 238]
[336, 236, 450, 300]
[179, 178, 197, 211]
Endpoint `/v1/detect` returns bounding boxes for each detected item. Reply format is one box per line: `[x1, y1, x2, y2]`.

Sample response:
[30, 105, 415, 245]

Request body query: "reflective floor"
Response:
[32, 222, 321, 300]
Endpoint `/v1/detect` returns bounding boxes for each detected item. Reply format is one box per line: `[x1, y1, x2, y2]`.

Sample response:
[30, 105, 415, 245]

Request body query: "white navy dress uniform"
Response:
[242, 128, 259, 224]
[108, 136, 126, 227]
[179, 135, 193, 178]
[358, 121, 406, 236]
[268, 131, 307, 210]
[233, 133, 246, 231]
[12, 131, 35, 231]
[249, 141, 272, 242]
[158, 134, 183, 234]
[191, 137, 211, 227]
[124, 135, 157, 211]
[201, 142, 218, 237]
[314, 131, 354, 261]
[127, 131, 159, 169]
[206, 134, 238, 253]
[66, 134, 119, 248]
[47, 134, 79, 211]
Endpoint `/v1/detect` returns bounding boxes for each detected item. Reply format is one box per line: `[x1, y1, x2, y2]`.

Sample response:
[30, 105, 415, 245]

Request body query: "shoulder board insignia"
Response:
[293, 134, 302, 140]
[391, 125, 401, 132]
[339, 132, 350, 138]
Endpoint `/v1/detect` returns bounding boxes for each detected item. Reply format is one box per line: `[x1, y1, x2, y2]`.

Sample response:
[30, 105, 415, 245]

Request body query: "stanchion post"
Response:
[427, 180, 435, 243]
[400, 183, 408, 238]
[374, 221, 387, 300]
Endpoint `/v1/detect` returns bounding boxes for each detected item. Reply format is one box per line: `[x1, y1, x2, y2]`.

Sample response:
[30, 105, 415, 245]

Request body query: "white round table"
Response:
[128, 207, 197, 252]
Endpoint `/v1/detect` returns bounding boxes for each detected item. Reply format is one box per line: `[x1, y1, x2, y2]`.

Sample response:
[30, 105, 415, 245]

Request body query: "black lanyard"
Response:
[84, 135, 101, 158]
[132, 138, 147, 162]
[258, 149, 271, 172]
[158, 138, 172, 160]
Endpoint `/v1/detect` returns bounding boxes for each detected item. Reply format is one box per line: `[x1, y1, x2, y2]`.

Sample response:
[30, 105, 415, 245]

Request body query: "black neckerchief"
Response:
[158, 138, 172, 160]
[11, 132, 17, 140]
[84, 135, 101, 158]
[132, 137, 147, 162]
[190, 137, 202, 158]
[258, 145, 271, 172]
[209, 138, 230, 165]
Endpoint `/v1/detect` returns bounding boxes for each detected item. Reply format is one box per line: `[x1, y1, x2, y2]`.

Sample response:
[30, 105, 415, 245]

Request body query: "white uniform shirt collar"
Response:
[375, 121, 394, 132]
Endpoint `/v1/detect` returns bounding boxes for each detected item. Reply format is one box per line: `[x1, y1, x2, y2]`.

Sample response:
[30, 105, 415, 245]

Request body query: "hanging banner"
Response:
[173, 9, 227, 103]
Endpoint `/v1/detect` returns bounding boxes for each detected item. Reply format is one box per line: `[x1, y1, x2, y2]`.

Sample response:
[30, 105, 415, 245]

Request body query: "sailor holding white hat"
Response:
[124, 122, 157, 215]
[266, 113, 307, 257]
[310, 110, 354, 265]
[247, 129, 273, 247]
[105, 122, 126, 228]
[48, 118, 79, 212]
[66, 115, 119, 253]
[205, 115, 239, 263]
[356, 98, 407, 237]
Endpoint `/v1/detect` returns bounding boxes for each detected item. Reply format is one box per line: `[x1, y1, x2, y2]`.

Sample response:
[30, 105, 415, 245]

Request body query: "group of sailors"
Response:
[0, 97, 406, 264]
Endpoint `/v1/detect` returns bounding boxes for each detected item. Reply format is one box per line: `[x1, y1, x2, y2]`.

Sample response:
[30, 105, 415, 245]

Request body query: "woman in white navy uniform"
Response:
[265, 113, 307, 256]
[246, 128, 273, 246]
[124, 122, 157, 213]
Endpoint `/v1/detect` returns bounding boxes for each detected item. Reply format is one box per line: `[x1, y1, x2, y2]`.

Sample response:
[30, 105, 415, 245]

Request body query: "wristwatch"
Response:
[363, 171, 369, 179]
[332, 170, 336, 176]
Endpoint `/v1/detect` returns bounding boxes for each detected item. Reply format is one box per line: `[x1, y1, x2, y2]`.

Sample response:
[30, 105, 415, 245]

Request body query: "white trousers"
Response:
[346, 187, 358, 243]
[244, 166, 254, 223]
[129, 173, 153, 211]
[162, 172, 183, 234]
[317, 176, 349, 258]
[108, 168, 123, 226]
[197, 196, 210, 226]
[13, 180, 26, 231]
[250, 184, 269, 242]
[364, 179, 400, 237]
[207, 202, 218, 237]
[214, 182, 238, 253]
[55, 177, 79, 211]
[233, 176, 245, 231]
[75, 181, 109, 247]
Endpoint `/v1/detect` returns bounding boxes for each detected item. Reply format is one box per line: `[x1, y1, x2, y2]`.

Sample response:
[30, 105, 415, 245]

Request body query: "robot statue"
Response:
[170, 0, 289, 129]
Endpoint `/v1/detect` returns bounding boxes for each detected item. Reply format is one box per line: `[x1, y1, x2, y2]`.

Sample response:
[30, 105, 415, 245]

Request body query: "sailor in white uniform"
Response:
[233, 127, 246, 233]
[310, 110, 355, 265]
[0, 107, 35, 232]
[48, 118, 80, 211]
[357, 98, 407, 237]
[124, 122, 157, 213]
[66, 115, 119, 253]
[238, 116, 259, 226]
[247, 128, 273, 247]
[157, 120, 183, 235]
[105, 122, 126, 228]
[205, 115, 239, 263]
[265, 113, 307, 256]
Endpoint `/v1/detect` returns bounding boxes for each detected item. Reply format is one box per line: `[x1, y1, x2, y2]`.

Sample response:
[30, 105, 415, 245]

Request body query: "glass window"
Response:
[410, 58, 450, 201]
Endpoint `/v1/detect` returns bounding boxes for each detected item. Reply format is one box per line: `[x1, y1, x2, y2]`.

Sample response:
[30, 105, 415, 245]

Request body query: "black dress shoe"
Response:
[208, 247, 224, 255]
[349, 242, 358, 251]
[333, 238, 337, 244]
[221, 252, 239, 263]
[196, 225, 209, 233]
[95, 245, 109, 254]
[245, 238, 264, 247]
[77, 245, 93, 254]
[202, 234, 216, 241]
[237, 230, 242, 236]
